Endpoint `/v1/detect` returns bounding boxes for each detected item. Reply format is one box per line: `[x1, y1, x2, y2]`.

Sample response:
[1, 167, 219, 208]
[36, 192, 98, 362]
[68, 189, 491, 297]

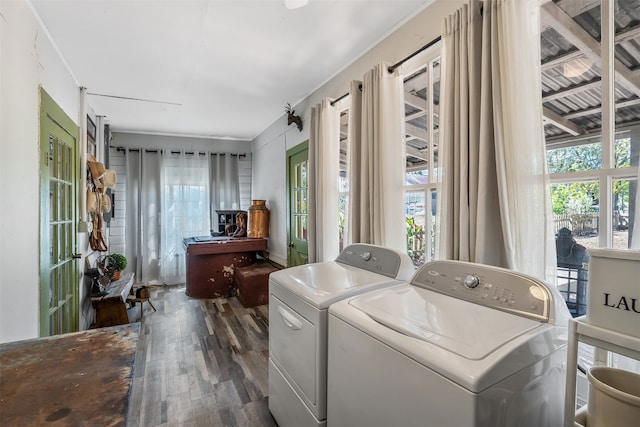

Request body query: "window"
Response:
[336, 99, 350, 253]
[402, 54, 441, 266]
[540, 0, 640, 405]
[161, 152, 211, 283]
[542, 1, 639, 251]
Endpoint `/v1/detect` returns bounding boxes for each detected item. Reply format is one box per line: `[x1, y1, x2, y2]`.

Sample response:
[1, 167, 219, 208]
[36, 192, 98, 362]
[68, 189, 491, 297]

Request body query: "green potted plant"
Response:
[97, 253, 128, 281]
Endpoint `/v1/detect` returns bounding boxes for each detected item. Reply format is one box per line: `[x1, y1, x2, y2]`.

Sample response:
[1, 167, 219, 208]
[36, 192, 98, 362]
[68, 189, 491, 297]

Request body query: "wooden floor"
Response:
[127, 284, 278, 427]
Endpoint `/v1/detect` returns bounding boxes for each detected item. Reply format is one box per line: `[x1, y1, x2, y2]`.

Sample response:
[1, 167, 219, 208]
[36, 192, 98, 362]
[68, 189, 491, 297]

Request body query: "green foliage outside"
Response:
[547, 139, 631, 215]
[406, 216, 425, 266]
[338, 195, 346, 248]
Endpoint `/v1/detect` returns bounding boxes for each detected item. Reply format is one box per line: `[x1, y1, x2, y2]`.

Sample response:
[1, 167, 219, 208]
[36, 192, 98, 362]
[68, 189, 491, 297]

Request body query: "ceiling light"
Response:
[285, 0, 309, 10]
[563, 57, 593, 78]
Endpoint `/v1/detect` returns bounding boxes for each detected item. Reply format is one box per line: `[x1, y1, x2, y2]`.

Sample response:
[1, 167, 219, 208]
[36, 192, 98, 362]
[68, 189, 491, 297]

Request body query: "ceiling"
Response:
[30, 0, 433, 141]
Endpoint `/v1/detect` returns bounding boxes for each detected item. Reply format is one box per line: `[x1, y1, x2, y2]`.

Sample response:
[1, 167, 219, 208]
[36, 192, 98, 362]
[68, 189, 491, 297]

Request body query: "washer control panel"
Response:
[411, 260, 551, 322]
[336, 244, 410, 279]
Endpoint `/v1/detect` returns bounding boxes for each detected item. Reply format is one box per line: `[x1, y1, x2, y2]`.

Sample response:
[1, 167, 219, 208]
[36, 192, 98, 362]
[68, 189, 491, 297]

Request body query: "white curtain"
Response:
[160, 151, 211, 284]
[125, 149, 162, 283]
[209, 153, 240, 228]
[346, 63, 406, 253]
[308, 98, 340, 262]
[344, 80, 362, 247]
[438, 0, 554, 279]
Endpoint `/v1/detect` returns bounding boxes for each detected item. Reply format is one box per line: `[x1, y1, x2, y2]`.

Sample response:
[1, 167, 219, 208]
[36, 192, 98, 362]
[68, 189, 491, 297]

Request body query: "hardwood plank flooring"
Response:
[127, 284, 278, 427]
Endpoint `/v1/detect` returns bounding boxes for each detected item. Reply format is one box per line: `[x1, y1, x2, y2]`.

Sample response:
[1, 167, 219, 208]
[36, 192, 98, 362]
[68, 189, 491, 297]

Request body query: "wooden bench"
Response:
[234, 261, 278, 308]
[91, 272, 135, 327]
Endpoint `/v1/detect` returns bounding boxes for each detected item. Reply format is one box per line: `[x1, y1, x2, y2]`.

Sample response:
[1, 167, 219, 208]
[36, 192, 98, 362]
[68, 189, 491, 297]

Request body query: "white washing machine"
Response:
[327, 260, 571, 427]
[268, 244, 414, 427]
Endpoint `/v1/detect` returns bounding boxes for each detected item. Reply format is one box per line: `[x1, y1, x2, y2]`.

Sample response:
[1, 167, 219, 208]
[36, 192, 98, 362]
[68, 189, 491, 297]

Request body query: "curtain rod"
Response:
[329, 35, 442, 107]
[388, 35, 442, 73]
[331, 84, 362, 106]
[114, 146, 246, 157]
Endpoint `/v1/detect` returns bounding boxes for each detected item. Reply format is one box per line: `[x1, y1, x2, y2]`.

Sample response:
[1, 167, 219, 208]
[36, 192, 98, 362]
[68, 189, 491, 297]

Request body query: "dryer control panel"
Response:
[411, 260, 553, 322]
[336, 244, 415, 280]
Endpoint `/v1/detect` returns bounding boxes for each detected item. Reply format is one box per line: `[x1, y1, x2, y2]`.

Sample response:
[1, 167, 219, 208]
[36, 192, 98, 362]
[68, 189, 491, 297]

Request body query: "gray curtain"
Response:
[125, 149, 162, 283]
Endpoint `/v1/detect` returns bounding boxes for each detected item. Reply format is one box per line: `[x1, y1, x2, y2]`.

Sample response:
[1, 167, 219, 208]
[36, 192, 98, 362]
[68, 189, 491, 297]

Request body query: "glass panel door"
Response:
[40, 89, 79, 336]
[287, 142, 309, 267]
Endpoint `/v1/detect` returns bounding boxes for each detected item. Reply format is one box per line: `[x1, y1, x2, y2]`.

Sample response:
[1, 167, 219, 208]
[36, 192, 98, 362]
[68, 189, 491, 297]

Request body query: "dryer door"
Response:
[270, 295, 317, 405]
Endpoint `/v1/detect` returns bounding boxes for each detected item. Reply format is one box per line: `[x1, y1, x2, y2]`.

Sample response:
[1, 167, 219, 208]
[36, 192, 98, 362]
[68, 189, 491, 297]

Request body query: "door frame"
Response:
[286, 140, 309, 267]
[39, 87, 80, 336]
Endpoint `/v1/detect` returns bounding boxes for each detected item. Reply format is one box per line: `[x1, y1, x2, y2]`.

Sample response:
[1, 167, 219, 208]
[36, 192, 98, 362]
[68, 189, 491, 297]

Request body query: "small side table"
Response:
[127, 285, 156, 321]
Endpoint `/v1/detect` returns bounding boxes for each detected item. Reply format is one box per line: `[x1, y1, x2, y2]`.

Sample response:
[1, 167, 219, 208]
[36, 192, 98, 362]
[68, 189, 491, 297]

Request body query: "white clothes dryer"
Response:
[327, 260, 571, 427]
[268, 244, 414, 427]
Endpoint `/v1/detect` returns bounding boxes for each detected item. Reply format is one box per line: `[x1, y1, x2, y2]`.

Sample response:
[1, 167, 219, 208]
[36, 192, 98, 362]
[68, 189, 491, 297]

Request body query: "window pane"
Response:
[547, 143, 602, 173]
[551, 182, 600, 250]
[338, 194, 347, 253]
[431, 59, 440, 181]
[404, 66, 429, 181]
[405, 191, 426, 266]
[612, 178, 636, 249]
[338, 107, 349, 252]
[301, 161, 307, 188]
[428, 189, 437, 260]
[615, 137, 631, 168]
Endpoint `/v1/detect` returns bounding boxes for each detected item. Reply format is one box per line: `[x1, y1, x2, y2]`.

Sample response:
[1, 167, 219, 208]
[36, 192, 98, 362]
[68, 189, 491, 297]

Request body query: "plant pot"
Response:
[111, 270, 122, 281]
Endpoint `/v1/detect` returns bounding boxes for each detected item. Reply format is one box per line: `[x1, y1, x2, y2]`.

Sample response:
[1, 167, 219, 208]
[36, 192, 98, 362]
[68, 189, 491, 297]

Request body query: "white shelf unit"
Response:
[564, 315, 640, 427]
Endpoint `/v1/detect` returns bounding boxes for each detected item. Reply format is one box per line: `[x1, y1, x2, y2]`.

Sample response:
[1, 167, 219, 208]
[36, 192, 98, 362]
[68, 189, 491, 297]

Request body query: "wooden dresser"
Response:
[183, 236, 268, 298]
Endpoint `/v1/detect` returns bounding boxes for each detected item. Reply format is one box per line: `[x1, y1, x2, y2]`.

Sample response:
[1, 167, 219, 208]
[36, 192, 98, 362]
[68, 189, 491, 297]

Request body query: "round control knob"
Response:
[360, 251, 372, 261]
[463, 274, 480, 289]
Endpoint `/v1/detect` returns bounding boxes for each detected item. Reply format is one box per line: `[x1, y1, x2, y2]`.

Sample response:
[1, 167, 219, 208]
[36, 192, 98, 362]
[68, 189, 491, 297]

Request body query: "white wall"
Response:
[0, 0, 82, 342]
[251, 0, 465, 267]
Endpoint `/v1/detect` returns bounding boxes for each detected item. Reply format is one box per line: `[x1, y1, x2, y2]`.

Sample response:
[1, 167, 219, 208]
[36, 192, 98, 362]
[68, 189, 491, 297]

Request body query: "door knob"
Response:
[288, 242, 294, 248]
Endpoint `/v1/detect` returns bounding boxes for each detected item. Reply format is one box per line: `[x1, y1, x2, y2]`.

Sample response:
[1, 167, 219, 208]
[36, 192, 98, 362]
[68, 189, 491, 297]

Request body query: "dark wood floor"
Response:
[127, 284, 278, 426]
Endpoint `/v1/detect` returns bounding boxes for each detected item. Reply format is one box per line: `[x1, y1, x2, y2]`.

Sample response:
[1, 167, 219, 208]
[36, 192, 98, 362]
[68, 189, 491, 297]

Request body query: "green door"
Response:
[39, 88, 80, 336]
[287, 142, 309, 267]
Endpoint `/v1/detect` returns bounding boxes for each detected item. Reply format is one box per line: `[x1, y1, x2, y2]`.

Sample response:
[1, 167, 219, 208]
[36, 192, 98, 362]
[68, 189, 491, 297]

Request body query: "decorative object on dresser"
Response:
[247, 200, 270, 238]
[214, 209, 246, 235]
[228, 211, 248, 237]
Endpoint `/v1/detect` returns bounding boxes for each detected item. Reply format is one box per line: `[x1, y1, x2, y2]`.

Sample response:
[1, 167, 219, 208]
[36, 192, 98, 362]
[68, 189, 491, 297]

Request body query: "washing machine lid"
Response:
[269, 262, 402, 309]
[348, 284, 541, 360]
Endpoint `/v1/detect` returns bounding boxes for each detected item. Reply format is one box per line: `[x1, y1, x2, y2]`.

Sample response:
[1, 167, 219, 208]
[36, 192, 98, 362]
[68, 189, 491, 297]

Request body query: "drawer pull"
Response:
[277, 306, 303, 330]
